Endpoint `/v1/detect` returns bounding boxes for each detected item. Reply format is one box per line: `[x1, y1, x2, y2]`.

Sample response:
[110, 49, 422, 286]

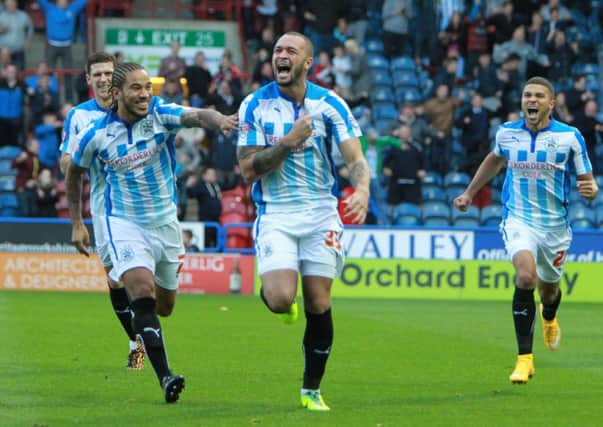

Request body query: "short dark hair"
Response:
[111, 62, 146, 90]
[524, 76, 555, 98]
[86, 52, 116, 74]
[279, 31, 314, 58]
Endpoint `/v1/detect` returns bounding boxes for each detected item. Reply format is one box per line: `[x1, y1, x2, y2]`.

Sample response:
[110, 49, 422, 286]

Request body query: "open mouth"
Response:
[526, 107, 539, 118]
[276, 63, 292, 78]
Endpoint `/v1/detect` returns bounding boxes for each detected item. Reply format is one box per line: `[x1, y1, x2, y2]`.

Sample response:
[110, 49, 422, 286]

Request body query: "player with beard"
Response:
[66, 62, 237, 402]
[59, 52, 148, 369]
[237, 32, 371, 411]
[454, 77, 598, 383]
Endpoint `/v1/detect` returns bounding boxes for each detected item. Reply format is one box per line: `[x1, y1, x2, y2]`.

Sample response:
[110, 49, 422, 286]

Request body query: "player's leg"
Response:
[106, 217, 183, 402]
[503, 219, 538, 383]
[300, 274, 333, 411]
[536, 226, 570, 351]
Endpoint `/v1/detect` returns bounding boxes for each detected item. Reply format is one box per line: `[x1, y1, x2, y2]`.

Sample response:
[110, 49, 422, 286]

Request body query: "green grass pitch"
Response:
[1, 291, 602, 427]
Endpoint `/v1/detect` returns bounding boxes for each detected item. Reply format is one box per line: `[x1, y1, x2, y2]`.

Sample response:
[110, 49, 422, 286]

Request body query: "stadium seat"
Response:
[364, 39, 384, 55]
[392, 202, 421, 225]
[367, 54, 389, 71]
[569, 190, 590, 206]
[452, 217, 480, 227]
[392, 71, 419, 89]
[571, 218, 594, 230]
[490, 187, 502, 205]
[372, 69, 393, 87]
[568, 206, 596, 229]
[0, 159, 16, 175]
[451, 205, 480, 222]
[421, 201, 450, 223]
[372, 104, 398, 121]
[422, 171, 442, 187]
[0, 146, 21, 160]
[595, 205, 603, 228]
[443, 172, 471, 190]
[422, 217, 450, 226]
[0, 176, 15, 192]
[374, 119, 393, 135]
[390, 56, 416, 72]
[591, 191, 603, 209]
[421, 186, 447, 203]
[395, 87, 423, 104]
[481, 204, 502, 226]
[0, 192, 18, 209]
[370, 87, 396, 105]
[445, 187, 463, 202]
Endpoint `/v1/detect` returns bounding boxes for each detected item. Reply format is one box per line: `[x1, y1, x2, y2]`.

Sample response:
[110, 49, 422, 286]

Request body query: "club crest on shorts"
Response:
[261, 243, 273, 258]
[120, 245, 134, 262]
[140, 118, 154, 138]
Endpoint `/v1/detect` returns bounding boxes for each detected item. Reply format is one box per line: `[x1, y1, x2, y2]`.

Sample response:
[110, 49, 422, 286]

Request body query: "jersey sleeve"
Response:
[323, 92, 362, 145]
[237, 93, 267, 147]
[59, 107, 78, 154]
[493, 126, 505, 157]
[71, 124, 98, 169]
[570, 128, 593, 175]
[154, 99, 189, 132]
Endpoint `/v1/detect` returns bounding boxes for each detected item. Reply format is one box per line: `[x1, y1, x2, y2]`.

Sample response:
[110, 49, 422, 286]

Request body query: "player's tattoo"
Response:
[181, 109, 223, 129]
[238, 145, 291, 177]
[348, 160, 370, 190]
[65, 163, 85, 220]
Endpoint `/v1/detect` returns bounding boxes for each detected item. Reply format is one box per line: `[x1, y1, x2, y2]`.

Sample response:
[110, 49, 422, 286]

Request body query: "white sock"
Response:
[301, 388, 319, 395]
[129, 340, 137, 351]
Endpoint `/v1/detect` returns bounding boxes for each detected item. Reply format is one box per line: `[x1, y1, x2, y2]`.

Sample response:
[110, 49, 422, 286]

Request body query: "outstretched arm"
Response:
[181, 109, 238, 133]
[65, 162, 90, 256]
[454, 152, 506, 211]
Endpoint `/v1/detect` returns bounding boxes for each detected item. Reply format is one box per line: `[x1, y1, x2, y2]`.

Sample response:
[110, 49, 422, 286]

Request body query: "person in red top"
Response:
[11, 138, 40, 217]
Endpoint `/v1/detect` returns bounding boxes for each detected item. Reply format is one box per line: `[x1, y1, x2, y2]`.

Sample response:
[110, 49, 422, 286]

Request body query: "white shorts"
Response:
[253, 207, 345, 278]
[92, 215, 112, 268]
[501, 217, 572, 283]
[103, 216, 185, 291]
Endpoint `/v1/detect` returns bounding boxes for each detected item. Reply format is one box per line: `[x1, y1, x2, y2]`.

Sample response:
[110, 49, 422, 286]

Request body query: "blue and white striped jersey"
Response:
[494, 118, 592, 230]
[237, 81, 362, 214]
[72, 97, 186, 226]
[60, 99, 110, 217]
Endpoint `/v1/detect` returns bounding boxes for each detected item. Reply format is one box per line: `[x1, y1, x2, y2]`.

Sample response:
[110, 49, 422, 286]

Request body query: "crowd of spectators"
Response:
[1, 0, 603, 230]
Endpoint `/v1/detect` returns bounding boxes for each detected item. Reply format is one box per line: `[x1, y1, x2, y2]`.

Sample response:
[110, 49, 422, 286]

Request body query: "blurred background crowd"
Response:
[1, 0, 603, 237]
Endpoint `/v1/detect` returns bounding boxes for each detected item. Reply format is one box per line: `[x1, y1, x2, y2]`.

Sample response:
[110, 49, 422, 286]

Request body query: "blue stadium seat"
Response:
[392, 71, 419, 88]
[0, 176, 16, 192]
[396, 87, 423, 104]
[364, 39, 384, 55]
[352, 105, 367, 120]
[390, 56, 416, 72]
[392, 203, 421, 226]
[452, 217, 480, 227]
[371, 87, 396, 104]
[422, 217, 450, 226]
[571, 218, 594, 230]
[490, 187, 502, 204]
[374, 119, 393, 135]
[422, 171, 442, 187]
[445, 187, 463, 203]
[481, 204, 502, 226]
[451, 205, 479, 221]
[421, 186, 447, 203]
[443, 172, 471, 189]
[569, 206, 596, 229]
[591, 191, 603, 209]
[0, 146, 21, 160]
[421, 201, 450, 223]
[372, 104, 398, 121]
[0, 192, 18, 208]
[372, 69, 393, 87]
[367, 54, 390, 71]
[0, 159, 17, 175]
[595, 205, 603, 228]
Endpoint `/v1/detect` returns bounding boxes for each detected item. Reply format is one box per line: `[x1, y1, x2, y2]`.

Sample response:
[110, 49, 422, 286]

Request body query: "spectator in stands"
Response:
[564, 74, 595, 114]
[35, 167, 58, 217]
[497, 53, 522, 116]
[210, 131, 239, 183]
[0, 63, 26, 147]
[333, 17, 349, 45]
[160, 80, 184, 104]
[303, 0, 341, 56]
[185, 51, 212, 108]
[0, 46, 10, 68]
[310, 50, 335, 89]
[331, 44, 351, 98]
[34, 109, 61, 171]
[0, 0, 33, 71]
[252, 59, 274, 87]
[173, 127, 203, 219]
[25, 61, 60, 94]
[382, 124, 425, 206]
[552, 91, 573, 124]
[381, 0, 412, 58]
[487, 0, 521, 46]
[394, 103, 435, 150]
[345, 38, 371, 97]
[540, 0, 572, 23]
[433, 55, 461, 94]
[182, 229, 200, 253]
[215, 49, 243, 95]
[206, 79, 242, 116]
[423, 83, 464, 174]
[11, 137, 39, 216]
[546, 30, 577, 82]
[159, 40, 186, 94]
[186, 167, 224, 248]
[526, 11, 551, 56]
[455, 93, 490, 176]
[38, 0, 88, 103]
[345, 0, 368, 45]
[413, 0, 438, 61]
[475, 52, 503, 113]
[493, 25, 548, 80]
[572, 99, 603, 174]
[256, 0, 278, 33]
[464, 2, 489, 77]
[28, 73, 60, 127]
[437, 11, 466, 63]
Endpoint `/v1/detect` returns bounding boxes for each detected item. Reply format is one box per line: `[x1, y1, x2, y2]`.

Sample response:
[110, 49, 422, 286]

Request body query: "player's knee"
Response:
[107, 279, 123, 290]
[304, 296, 331, 314]
[262, 287, 295, 313]
[515, 270, 537, 288]
[156, 300, 174, 317]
